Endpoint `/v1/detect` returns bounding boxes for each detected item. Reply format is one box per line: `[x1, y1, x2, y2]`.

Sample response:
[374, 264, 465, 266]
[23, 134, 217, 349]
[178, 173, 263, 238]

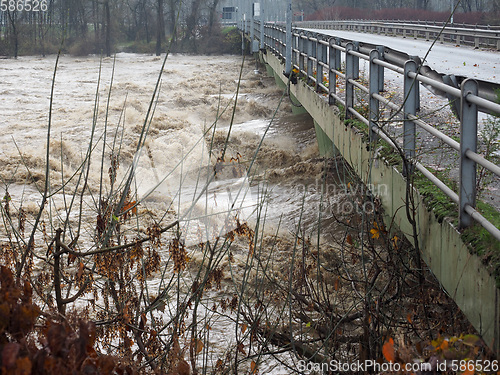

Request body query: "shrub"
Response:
[0, 266, 137, 374]
[68, 38, 99, 56]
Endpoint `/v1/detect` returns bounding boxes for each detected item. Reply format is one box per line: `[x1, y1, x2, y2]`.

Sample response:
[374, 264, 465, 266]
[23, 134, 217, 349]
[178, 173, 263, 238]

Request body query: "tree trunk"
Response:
[93, 0, 99, 47]
[142, 0, 150, 44]
[105, 0, 111, 57]
[208, 0, 220, 34]
[156, 0, 165, 56]
[184, 0, 202, 49]
[167, 0, 177, 40]
[7, 11, 18, 58]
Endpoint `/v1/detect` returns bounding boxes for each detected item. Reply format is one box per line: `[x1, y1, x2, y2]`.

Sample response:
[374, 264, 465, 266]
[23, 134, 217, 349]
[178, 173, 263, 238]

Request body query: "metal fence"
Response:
[246, 21, 500, 241]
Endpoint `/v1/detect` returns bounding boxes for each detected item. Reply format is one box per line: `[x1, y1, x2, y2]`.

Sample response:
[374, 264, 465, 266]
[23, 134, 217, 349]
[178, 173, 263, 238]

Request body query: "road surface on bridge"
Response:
[303, 28, 500, 84]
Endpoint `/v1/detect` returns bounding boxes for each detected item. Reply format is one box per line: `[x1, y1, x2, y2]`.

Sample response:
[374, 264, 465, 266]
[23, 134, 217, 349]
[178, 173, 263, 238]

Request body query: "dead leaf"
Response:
[191, 338, 204, 354]
[370, 222, 380, 239]
[77, 262, 84, 279]
[346, 234, 353, 245]
[382, 338, 395, 363]
[334, 277, 340, 291]
[250, 360, 258, 374]
[406, 313, 412, 324]
[122, 200, 137, 215]
[237, 342, 246, 355]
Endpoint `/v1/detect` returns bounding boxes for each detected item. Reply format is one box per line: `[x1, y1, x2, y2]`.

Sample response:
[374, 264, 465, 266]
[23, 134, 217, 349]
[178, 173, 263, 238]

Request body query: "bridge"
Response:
[240, 19, 500, 355]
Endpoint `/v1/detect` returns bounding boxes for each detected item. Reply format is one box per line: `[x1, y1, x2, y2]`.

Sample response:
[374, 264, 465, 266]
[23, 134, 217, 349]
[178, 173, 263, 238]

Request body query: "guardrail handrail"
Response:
[244, 20, 500, 242]
[303, 19, 500, 31]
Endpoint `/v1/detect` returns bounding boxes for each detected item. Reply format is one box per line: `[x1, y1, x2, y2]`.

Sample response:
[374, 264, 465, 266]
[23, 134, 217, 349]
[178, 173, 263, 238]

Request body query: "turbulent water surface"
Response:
[1, 53, 357, 372]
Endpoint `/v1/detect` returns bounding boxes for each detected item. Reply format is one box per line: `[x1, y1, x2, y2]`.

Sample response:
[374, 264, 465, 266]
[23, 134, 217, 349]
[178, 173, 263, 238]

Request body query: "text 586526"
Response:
[1, 0, 48, 12]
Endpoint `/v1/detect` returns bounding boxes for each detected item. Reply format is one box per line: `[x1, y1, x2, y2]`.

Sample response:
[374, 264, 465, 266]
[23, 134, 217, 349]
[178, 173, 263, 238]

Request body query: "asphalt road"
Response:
[304, 28, 500, 84]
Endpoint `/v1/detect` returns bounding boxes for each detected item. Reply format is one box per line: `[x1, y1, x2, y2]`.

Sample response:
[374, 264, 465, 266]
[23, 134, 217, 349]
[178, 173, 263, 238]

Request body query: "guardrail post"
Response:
[292, 32, 298, 68]
[277, 27, 286, 61]
[376, 46, 385, 92]
[316, 36, 327, 92]
[403, 60, 417, 176]
[281, 26, 286, 60]
[260, 9, 265, 49]
[276, 27, 280, 57]
[312, 34, 318, 86]
[264, 24, 269, 49]
[345, 42, 355, 119]
[316, 37, 324, 92]
[270, 26, 275, 54]
[250, 12, 255, 53]
[409, 56, 421, 111]
[369, 49, 380, 142]
[272, 26, 276, 55]
[299, 33, 305, 73]
[328, 37, 337, 105]
[307, 33, 314, 84]
[353, 41, 360, 80]
[459, 79, 478, 228]
[334, 37, 341, 69]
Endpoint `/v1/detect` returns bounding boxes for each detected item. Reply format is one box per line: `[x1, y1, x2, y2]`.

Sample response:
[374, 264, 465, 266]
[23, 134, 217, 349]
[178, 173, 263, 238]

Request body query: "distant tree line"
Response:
[0, 0, 241, 57]
[1, 0, 499, 57]
[297, 0, 500, 13]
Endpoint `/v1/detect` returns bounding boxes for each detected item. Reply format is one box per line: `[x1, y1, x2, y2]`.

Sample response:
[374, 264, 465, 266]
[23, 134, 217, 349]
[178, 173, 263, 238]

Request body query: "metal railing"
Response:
[324, 19, 500, 30]
[295, 20, 500, 50]
[246, 21, 500, 241]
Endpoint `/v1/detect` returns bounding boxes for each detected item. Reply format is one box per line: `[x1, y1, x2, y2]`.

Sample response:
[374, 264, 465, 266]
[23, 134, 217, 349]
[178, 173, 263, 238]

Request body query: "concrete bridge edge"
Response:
[260, 50, 500, 356]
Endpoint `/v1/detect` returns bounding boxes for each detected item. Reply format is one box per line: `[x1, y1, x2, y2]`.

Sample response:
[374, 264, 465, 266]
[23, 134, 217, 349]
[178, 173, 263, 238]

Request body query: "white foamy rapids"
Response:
[130, 138, 258, 246]
[0, 53, 319, 244]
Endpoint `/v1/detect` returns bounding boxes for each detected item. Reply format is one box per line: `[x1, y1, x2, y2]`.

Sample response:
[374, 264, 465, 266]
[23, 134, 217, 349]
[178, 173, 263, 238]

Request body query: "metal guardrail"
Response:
[296, 20, 500, 50]
[246, 21, 500, 241]
[330, 19, 500, 31]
